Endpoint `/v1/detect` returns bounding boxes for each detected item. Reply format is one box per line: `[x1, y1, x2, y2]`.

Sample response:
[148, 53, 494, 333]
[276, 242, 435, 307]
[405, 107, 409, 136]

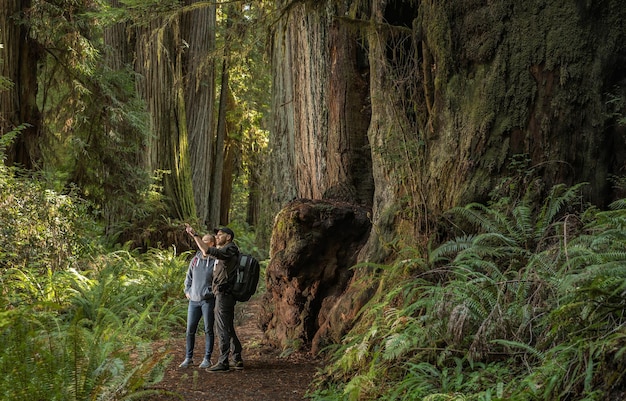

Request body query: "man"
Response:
[185, 224, 243, 372]
[179, 233, 217, 369]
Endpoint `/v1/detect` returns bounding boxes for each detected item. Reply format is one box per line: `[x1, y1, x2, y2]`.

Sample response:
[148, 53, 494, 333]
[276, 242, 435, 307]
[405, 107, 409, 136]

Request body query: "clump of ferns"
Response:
[316, 257, 434, 390]
[524, 195, 626, 399]
[430, 183, 589, 363]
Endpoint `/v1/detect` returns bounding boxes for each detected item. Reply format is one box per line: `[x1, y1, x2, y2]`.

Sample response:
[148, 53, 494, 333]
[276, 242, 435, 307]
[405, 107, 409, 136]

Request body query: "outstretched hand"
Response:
[185, 223, 196, 237]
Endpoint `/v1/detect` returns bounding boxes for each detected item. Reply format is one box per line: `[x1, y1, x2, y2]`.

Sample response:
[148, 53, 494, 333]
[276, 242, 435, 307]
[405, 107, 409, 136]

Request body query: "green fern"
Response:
[312, 182, 626, 401]
[535, 183, 587, 240]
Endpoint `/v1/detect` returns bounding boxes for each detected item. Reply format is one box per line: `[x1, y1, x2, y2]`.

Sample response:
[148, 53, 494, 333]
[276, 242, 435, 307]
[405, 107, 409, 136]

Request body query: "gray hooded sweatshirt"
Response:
[184, 251, 215, 302]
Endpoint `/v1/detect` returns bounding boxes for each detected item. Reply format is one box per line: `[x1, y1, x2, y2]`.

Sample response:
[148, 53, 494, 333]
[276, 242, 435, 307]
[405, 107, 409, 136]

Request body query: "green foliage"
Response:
[311, 180, 626, 401]
[0, 248, 189, 400]
[24, 0, 155, 234]
[0, 167, 100, 275]
[0, 165, 190, 399]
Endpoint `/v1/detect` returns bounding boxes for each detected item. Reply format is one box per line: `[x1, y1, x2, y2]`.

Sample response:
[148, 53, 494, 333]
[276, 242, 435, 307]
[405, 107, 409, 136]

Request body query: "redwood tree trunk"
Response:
[267, 0, 626, 352]
[269, 0, 373, 214]
[0, 0, 42, 169]
[267, 0, 375, 351]
[136, 18, 195, 221]
[182, 0, 216, 227]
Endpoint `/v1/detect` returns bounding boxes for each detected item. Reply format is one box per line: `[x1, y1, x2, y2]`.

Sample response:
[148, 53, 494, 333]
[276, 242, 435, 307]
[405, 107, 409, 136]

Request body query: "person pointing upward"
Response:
[185, 224, 243, 372]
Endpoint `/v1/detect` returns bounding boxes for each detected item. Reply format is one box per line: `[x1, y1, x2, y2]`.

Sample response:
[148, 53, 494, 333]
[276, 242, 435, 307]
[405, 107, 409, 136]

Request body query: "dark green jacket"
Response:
[206, 241, 239, 294]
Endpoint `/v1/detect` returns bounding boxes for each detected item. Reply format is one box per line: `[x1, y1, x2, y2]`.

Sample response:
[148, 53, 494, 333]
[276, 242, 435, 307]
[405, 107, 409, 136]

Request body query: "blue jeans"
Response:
[215, 292, 242, 366]
[185, 298, 215, 360]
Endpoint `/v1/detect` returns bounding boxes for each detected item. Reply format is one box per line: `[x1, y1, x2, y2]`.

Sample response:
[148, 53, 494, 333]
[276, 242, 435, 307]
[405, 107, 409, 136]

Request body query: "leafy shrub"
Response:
[0, 157, 189, 399]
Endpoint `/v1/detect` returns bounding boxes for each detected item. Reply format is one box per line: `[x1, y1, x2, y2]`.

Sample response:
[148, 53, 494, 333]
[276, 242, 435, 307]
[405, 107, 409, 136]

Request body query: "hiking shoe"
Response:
[178, 358, 193, 368]
[207, 363, 229, 372]
[233, 360, 244, 370]
[199, 358, 211, 368]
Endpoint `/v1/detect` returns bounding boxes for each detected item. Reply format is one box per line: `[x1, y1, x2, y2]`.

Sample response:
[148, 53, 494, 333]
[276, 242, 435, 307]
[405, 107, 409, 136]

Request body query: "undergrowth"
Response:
[0, 160, 191, 400]
[309, 178, 626, 400]
[0, 152, 270, 399]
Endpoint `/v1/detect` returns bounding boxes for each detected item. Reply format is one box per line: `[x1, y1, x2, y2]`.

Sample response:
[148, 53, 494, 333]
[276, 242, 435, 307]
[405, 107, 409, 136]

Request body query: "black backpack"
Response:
[229, 253, 261, 302]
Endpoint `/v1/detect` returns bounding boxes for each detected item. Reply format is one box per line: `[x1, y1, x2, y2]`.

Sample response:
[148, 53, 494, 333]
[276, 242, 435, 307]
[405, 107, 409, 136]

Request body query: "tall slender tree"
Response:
[211, 53, 229, 226]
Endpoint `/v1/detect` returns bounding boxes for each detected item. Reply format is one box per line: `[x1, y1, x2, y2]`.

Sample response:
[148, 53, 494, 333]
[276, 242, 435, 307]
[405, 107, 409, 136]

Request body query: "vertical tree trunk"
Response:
[269, 0, 373, 211]
[0, 0, 42, 169]
[220, 126, 237, 225]
[361, 0, 426, 259]
[103, 0, 132, 70]
[268, 0, 626, 351]
[267, 0, 375, 352]
[246, 139, 263, 226]
[136, 18, 195, 221]
[210, 58, 228, 226]
[182, 0, 216, 227]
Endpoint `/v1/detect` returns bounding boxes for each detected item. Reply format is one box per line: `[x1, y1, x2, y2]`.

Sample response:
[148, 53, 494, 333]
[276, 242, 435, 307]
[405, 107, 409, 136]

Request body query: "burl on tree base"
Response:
[260, 198, 372, 355]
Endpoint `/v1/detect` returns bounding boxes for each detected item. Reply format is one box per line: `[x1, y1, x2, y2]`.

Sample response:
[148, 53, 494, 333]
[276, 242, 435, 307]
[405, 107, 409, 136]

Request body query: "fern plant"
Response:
[520, 197, 626, 400]
[310, 179, 609, 401]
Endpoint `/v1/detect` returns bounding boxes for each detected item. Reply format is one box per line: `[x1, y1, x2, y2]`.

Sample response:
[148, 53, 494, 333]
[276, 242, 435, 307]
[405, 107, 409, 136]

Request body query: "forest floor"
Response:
[142, 294, 322, 401]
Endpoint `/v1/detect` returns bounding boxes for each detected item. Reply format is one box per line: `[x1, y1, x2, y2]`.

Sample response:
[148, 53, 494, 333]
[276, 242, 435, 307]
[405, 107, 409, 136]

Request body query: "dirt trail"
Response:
[143, 296, 321, 401]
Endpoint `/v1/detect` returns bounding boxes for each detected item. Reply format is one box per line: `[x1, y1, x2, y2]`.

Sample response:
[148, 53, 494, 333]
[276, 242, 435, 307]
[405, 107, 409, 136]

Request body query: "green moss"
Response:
[419, 0, 625, 204]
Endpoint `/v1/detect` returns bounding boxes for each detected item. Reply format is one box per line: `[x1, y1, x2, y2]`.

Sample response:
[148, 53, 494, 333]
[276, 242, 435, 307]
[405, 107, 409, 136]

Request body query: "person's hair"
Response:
[202, 234, 216, 244]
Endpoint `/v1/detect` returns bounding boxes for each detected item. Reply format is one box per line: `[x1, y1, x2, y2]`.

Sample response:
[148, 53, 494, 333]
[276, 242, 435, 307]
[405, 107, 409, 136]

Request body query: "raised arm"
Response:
[185, 223, 209, 256]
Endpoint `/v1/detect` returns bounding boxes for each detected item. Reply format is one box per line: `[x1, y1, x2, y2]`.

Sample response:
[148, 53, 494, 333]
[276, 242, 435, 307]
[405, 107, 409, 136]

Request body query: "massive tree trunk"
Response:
[0, 0, 42, 169]
[133, 1, 216, 225]
[267, 0, 626, 352]
[136, 18, 195, 221]
[269, 1, 373, 213]
[408, 0, 626, 214]
[182, 0, 216, 227]
[266, 0, 374, 351]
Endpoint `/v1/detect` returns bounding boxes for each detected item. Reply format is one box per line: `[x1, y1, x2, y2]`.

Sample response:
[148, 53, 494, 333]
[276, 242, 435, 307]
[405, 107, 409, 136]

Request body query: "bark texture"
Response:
[267, 0, 626, 353]
[269, 1, 373, 211]
[182, 0, 216, 226]
[259, 199, 371, 351]
[136, 18, 195, 221]
[0, 0, 42, 168]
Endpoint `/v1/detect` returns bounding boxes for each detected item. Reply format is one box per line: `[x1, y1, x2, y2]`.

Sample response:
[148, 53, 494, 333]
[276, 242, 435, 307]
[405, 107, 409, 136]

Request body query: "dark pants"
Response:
[185, 298, 215, 360]
[215, 292, 242, 366]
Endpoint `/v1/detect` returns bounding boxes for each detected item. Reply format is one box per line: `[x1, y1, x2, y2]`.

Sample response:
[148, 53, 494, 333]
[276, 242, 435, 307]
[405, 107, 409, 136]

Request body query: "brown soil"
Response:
[142, 296, 322, 401]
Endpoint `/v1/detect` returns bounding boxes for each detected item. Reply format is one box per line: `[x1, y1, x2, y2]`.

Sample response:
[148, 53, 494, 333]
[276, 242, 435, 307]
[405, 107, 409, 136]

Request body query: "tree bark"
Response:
[268, 0, 626, 352]
[182, 0, 216, 227]
[135, 17, 195, 221]
[211, 57, 229, 226]
[0, 0, 42, 169]
[269, 0, 373, 212]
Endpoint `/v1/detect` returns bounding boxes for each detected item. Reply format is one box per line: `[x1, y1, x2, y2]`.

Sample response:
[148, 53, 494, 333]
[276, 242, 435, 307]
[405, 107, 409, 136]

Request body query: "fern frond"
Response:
[448, 203, 507, 234]
[383, 331, 419, 361]
[429, 235, 476, 264]
[535, 183, 587, 238]
[490, 339, 545, 361]
[608, 197, 626, 211]
[512, 204, 534, 243]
